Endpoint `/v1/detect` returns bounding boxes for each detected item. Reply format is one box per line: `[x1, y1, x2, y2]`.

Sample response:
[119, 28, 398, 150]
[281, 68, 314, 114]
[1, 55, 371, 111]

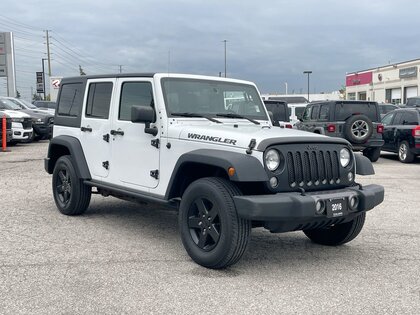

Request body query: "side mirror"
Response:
[131, 105, 155, 123]
[131, 106, 158, 136]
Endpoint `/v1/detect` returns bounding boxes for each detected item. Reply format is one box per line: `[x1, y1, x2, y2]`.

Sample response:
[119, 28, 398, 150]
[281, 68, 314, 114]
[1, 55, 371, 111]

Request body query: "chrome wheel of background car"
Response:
[187, 197, 221, 251]
[399, 143, 408, 161]
[56, 169, 72, 205]
[351, 120, 369, 139]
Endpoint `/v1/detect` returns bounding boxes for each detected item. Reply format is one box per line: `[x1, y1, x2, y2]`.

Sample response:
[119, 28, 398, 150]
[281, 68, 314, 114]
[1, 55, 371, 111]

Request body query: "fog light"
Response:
[269, 176, 278, 188]
[315, 200, 325, 215]
[349, 196, 359, 211]
[348, 172, 354, 182]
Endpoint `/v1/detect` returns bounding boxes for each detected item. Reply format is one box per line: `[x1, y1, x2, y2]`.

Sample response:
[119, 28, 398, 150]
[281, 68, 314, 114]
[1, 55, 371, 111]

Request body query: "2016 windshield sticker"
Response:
[188, 133, 237, 145]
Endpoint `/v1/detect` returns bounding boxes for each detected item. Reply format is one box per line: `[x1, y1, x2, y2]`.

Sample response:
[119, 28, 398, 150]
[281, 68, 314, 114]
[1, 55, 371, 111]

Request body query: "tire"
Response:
[343, 115, 373, 144]
[362, 147, 381, 162]
[179, 177, 251, 269]
[52, 155, 91, 215]
[398, 141, 415, 163]
[303, 212, 366, 246]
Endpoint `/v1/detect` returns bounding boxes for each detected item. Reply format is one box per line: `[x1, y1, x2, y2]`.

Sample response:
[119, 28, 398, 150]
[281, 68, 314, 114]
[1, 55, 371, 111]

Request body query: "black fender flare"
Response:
[165, 149, 268, 199]
[355, 154, 375, 175]
[45, 135, 91, 179]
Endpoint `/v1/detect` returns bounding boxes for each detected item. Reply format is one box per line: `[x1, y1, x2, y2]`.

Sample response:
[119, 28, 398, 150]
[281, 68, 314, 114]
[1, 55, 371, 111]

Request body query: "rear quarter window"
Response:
[57, 83, 84, 117]
[335, 103, 379, 122]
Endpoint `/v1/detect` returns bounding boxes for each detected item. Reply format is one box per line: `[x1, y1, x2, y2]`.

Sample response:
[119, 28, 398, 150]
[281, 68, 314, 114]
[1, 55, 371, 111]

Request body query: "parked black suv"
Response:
[381, 108, 420, 163]
[296, 101, 384, 162]
[263, 100, 292, 128]
[406, 97, 420, 107]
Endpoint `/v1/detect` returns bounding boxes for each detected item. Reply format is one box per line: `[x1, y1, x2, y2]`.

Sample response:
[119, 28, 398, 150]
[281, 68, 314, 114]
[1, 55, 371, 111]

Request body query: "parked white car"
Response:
[0, 100, 33, 143]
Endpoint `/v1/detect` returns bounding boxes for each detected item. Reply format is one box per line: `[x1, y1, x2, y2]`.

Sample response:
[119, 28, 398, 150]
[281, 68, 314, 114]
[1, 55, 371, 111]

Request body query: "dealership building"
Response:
[345, 58, 420, 104]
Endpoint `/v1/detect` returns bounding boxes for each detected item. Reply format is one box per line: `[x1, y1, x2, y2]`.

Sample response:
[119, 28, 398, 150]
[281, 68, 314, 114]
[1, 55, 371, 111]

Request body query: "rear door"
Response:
[382, 112, 396, 151]
[79, 79, 115, 179]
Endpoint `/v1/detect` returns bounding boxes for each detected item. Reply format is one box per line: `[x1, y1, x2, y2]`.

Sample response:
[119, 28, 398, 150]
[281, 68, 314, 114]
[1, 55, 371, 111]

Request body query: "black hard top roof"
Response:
[268, 96, 308, 103]
[309, 100, 378, 105]
[61, 73, 156, 83]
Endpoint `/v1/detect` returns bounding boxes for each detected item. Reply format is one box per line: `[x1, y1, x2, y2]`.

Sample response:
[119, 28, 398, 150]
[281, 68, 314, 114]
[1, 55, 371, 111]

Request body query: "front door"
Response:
[79, 79, 115, 179]
[109, 78, 160, 189]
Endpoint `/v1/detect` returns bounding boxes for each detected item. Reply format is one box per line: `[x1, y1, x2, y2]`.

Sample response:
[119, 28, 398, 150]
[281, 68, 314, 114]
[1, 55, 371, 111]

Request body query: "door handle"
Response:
[81, 126, 92, 132]
[110, 129, 124, 136]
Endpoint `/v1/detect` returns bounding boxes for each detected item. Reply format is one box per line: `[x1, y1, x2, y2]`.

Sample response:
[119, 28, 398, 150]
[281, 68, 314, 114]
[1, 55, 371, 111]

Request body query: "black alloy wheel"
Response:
[52, 155, 91, 215]
[56, 168, 72, 207]
[179, 177, 251, 269]
[187, 197, 221, 251]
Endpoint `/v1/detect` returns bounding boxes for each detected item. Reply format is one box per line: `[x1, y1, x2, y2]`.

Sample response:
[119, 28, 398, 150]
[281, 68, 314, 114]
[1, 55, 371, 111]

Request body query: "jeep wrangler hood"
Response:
[173, 123, 348, 150]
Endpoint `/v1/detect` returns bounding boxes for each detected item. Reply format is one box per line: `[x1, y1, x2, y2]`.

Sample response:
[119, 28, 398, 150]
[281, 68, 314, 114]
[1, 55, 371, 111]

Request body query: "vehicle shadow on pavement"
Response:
[83, 196, 368, 271]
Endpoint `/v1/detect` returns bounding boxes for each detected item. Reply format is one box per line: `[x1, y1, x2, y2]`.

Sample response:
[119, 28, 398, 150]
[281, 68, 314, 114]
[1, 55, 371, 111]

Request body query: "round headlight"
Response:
[265, 149, 280, 171]
[340, 148, 351, 167]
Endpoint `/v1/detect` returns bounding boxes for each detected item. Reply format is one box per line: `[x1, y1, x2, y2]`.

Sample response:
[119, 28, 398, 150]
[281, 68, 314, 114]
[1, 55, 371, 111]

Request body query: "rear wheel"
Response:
[363, 147, 381, 162]
[398, 141, 415, 163]
[303, 212, 366, 246]
[179, 177, 251, 269]
[52, 155, 91, 215]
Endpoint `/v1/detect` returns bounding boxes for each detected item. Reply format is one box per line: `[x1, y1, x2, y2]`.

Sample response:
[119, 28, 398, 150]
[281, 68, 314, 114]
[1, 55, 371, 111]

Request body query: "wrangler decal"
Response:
[188, 133, 237, 145]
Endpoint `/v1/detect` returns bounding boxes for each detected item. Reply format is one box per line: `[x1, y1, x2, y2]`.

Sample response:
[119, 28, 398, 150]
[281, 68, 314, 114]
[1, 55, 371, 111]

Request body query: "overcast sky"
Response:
[1, 0, 420, 100]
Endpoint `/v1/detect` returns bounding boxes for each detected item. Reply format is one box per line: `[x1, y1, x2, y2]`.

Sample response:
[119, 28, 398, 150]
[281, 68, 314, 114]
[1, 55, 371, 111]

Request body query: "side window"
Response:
[393, 112, 403, 125]
[311, 105, 320, 120]
[381, 112, 394, 125]
[302, 106, 311, 121]
[85, 82, 113, 119]
[401, 112, 418, 125]
[119, 82, 153, 121]
[57, 83, 84, 117]
[319, 105, 329, 120]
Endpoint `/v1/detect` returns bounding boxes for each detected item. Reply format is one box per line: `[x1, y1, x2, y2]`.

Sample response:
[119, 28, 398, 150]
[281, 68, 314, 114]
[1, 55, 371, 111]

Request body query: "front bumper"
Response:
[12, 127, 33, 141]
[234, 184, 384, 223]
[33, 124, 53, 138]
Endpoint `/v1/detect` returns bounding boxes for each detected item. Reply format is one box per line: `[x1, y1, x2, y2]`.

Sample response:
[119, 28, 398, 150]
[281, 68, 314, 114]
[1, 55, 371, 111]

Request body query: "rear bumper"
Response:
[234, 184, 384, 222]
[353, 139, 384, 150]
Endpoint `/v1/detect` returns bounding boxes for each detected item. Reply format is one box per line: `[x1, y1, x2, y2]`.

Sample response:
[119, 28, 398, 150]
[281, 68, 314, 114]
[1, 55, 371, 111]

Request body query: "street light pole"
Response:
[223, 39, 227, 78]
[303, 70, 312, 102]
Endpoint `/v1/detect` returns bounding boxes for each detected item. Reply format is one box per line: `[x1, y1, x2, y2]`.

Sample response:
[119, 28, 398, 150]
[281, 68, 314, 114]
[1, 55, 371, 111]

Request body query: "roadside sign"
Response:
[36, 71, 44, 93]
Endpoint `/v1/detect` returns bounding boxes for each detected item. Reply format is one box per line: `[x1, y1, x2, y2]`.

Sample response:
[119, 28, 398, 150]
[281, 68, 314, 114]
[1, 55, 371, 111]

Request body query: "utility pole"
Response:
[223, 40, 227, 78]
[42, 58, 47, 100]
[285, 82, 288, 94]
[44, 30, 52, 76]
[118, 65, 123, 73]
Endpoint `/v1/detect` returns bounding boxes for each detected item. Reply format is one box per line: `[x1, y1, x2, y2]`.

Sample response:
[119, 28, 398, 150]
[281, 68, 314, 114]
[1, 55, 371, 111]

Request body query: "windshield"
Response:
[0, 99, 21, 110]
[161, 78, 268, 121]
[18, 99, 38, 109]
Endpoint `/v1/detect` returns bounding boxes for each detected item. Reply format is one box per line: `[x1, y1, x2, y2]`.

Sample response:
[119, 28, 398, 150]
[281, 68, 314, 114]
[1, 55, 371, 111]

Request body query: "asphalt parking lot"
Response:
[0, 141, 419, 314]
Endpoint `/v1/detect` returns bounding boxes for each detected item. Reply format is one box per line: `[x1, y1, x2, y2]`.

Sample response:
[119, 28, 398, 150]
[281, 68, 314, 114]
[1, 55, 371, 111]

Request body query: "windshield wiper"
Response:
[171, 112, 222, 123]
[216, 113, 260, 125]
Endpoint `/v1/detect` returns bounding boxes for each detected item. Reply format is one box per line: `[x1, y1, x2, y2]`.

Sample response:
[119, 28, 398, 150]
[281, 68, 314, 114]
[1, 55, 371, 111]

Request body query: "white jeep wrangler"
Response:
[45, 73, 384, 269]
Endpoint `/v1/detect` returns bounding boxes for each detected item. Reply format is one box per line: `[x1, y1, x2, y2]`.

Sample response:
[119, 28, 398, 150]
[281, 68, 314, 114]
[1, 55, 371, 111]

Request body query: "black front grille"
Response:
[22, 118, 32, 129]
[286, 149, 340, 188]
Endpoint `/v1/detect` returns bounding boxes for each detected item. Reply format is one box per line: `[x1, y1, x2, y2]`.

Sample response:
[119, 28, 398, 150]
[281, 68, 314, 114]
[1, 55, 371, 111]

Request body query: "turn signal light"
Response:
[377, 124, 384, 133]
[327, 124, 336, 132]
[228, 167, 235, 177]
[412, 126, 420, 137]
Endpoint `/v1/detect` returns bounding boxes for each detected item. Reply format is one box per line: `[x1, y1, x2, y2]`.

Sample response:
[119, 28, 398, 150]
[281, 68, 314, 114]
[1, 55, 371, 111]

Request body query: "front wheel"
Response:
[52, 155, 91, 215]
[179, 177, 251, 269]
[303, 212, 366, 246]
